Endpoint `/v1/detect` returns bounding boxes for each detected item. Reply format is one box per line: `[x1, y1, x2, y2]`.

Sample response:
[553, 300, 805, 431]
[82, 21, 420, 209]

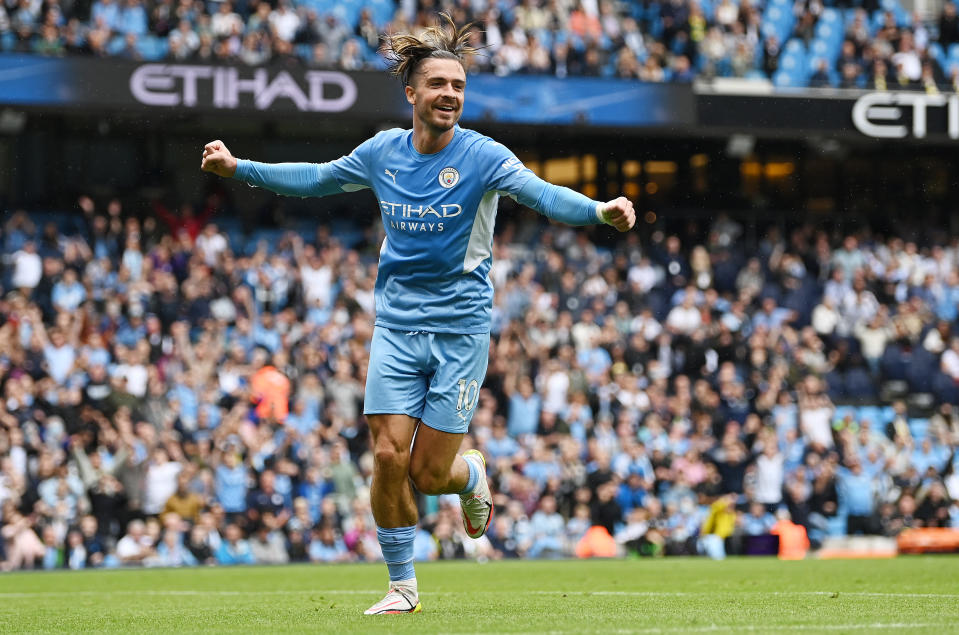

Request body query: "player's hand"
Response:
[201, 140, 238, 178]
[600, 196, 636, 232]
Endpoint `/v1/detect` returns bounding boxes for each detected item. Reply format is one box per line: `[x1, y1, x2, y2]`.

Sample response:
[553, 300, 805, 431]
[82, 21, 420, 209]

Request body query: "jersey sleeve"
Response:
[326, 135, 376, 192]
[481, 139, 537, 196]
[232, 136, 376, 197]
[233, 161, 341, 197]
[481, 139, 604, 227]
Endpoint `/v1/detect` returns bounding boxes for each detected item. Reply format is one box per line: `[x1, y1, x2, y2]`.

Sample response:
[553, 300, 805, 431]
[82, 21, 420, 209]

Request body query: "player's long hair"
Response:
[384, 13, 478, 86]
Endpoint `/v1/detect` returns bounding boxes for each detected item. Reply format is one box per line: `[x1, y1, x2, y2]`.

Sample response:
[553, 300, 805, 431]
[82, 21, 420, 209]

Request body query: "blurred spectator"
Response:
[115, 519, 154, 566]
[215, 523, 255, 565]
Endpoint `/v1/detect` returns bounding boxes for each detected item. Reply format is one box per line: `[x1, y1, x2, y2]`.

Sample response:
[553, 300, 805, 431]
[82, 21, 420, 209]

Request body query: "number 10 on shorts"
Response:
[456, 379, 479, 412]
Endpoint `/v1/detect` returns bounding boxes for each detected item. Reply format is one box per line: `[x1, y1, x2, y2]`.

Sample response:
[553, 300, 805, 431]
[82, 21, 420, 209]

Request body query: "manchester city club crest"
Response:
[438, 167, 460, 189]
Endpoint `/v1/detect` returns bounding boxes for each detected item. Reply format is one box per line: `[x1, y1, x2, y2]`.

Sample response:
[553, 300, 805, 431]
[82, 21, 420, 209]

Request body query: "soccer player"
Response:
[200, 15, 635, 615]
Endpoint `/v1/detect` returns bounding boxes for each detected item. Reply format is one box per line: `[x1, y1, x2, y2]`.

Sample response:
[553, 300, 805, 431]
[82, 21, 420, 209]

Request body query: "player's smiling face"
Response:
[407, 58, 466, 134]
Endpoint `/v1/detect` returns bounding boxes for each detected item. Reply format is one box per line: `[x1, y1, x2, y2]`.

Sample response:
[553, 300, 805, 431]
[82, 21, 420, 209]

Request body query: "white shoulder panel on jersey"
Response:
[463, 191, 499, 273]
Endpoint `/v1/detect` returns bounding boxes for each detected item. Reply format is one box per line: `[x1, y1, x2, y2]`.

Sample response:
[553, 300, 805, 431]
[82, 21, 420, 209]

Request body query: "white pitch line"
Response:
[535, 624, 945, 634]
[0, 590, 957, 599]
[0, 590, 377, 597]
[529, 591, 959, 599]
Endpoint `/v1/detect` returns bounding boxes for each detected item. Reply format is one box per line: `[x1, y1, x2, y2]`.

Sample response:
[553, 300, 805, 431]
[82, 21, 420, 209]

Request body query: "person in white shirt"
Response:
[210, 2, 243, 38]
[195, 223, 228, 266]
[799, 376, 834, 450]
[630, 307, 662, 341]
[268, 0, 300, 43]
[754, 439, 784, 506]
[538, 359, 570, 414]
[941, 337, 959, 381]
[12, 241, 42, 290]
[666, 291, 701, 336]
[142, 448, 183, 516]
[628, 257, 659, 294]
[116, 519, 155, 565]
[811, 296, 840, 337]
[293, 236, 333, 308]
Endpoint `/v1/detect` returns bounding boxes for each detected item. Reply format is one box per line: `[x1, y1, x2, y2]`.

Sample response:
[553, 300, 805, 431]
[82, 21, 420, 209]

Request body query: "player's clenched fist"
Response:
[201, 140, 238, 178]
[600, 196, 636, 232]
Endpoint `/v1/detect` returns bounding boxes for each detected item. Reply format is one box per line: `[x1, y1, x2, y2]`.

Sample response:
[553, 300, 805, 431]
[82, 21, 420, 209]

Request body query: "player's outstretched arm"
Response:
[513, 174, 636, 232]
[199, 139, 349, 198]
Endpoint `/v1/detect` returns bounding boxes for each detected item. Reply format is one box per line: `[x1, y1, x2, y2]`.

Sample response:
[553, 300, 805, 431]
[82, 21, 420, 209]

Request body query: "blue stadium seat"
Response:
[807, 55, 827, 73]
[814, 22, 841, 46]
[811, 36, 840, 60]
[784, 38, 806, 56]
[835, 405, 856, 421]
[928, 42, 944, 65]
[780, 52, 804, 74]
[856, 405, 882, 426]
[0, 31, 14, 52]
[880, 405, 896, 425]
[761, 21, 778, 40]
[766, 5, 787, 24]
[366, 0, 395, 27]
[908, 418, 929, 440]
[331, 0, 363, 28]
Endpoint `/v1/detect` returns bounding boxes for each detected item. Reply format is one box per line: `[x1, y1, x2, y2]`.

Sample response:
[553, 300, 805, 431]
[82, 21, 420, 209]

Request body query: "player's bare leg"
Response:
[410, 424, 493, 539]
[369, 414, 418, 528]
[408, 425, 469, 494]
[366, 414, 421, 615]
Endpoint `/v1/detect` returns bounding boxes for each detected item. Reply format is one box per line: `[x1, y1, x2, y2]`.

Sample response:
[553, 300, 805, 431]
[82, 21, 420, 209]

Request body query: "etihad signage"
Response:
[0, 53, 406, 119]
[697, 88, 959, 144]
[129, 64, 358, 112]
[851, 92, 959, 140]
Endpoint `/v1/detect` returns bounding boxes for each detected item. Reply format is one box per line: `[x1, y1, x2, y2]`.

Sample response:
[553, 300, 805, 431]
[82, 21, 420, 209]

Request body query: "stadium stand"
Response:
[0, 192, 958, 570]
[3, 0, 959, 88]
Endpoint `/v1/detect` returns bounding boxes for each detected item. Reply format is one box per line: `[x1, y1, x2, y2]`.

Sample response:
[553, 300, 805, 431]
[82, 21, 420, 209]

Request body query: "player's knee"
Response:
[372, 443, 409, 474]
[409, 464, 444, 495]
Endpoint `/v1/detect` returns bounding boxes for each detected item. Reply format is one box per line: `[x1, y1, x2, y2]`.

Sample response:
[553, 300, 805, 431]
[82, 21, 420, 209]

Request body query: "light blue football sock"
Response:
[377, 525, 416, 582]
[458, 455, 480, 495]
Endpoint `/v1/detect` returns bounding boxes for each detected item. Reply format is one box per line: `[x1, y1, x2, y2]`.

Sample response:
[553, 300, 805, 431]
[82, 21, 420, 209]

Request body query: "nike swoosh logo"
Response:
[463, 501, 491, 535]
[376, 598, 409, 612]
[464, 515, 482, 535]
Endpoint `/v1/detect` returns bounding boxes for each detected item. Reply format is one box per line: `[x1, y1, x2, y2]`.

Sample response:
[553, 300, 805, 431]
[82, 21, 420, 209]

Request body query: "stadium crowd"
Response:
[0, 191, 958, 571]
[4, 0, 959, 88]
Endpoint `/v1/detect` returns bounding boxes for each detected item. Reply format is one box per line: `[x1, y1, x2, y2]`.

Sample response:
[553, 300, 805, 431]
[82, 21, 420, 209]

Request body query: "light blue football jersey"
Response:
[326, 125, 535, 334]
[234, 124, 602, 334]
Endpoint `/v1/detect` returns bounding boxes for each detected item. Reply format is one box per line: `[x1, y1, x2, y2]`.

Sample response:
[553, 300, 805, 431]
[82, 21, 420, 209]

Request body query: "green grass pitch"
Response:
[1, 557, 958, 633]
